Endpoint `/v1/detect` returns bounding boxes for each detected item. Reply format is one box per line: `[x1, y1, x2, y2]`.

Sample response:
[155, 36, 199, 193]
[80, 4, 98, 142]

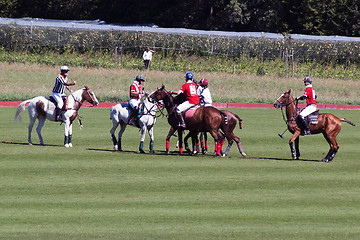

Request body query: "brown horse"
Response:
[273, 89, 355, 162]
[220, 110, 246, 157]
[183, 109, 246, 157]
[149, 85, 225, 157]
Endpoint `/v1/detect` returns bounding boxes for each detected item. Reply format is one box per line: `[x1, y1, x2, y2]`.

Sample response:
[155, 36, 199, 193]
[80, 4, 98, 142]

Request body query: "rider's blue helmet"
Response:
[303, 77, 312, 84]
[185, 72, 193, 79]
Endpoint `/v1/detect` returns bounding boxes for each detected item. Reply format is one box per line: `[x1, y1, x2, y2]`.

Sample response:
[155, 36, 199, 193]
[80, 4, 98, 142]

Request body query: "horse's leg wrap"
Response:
[289, 142, 296, 159]
[216, 141, 221, 156]
[329, 149, 338, 161]
[68, 135, 72, 144]
[237, 142, 246, 157]
[323, 149, 338, 162]
[118, 138, 122, 151]
[111, 134, 117, 146]
[224, 143, 232, 156]
[149, 140, 154, 153]
[166, 138, 170, 151]
[139, 141, 145, 153]
[64, 135, 69, 146]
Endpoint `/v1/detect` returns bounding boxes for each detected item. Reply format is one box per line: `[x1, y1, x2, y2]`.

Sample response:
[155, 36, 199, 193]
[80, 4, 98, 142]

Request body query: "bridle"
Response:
[275, 93, 300, 125]
[148, 89, 173, 118]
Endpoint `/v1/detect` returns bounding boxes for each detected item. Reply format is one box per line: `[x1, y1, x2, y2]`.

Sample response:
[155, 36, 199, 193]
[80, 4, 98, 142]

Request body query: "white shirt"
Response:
[143, 50, 154, 61]
[197, 86, 212, 107]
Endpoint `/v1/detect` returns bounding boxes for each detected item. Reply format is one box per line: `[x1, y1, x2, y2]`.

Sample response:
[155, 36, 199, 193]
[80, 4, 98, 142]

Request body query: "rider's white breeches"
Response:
[300, 104, 317, 117]
[129, 98, 140, 109]
[52, 92, 65, 108]
[176, 101, 194, 114]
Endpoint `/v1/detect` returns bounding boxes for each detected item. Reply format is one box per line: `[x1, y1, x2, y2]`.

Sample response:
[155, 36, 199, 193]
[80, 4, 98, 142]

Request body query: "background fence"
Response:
[1, 17, 360, 75]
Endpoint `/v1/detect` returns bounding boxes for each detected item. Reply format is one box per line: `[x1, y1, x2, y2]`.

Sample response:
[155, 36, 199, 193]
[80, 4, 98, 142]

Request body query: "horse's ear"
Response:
[84, 86, 89, 90]
[287, 89, 291, 94]
[161, 85, 165, 90]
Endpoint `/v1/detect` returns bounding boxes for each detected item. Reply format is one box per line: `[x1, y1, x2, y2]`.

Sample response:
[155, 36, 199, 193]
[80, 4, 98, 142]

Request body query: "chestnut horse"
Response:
[14, 86, 99, 147]
[184, 110, 246, 157]
[273, 89, 355, 162]
[149, 85, 225, 157]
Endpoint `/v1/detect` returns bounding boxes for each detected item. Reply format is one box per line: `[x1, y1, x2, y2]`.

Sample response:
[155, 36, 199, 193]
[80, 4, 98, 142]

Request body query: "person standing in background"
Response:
[143, 47, 155, 69]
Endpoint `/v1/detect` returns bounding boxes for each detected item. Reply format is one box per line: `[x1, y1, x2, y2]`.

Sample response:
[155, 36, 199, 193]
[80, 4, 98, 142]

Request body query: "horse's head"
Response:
[273, 89, 294, 109]
[82, 86, 99, 106]
[149, 85, 169, 103]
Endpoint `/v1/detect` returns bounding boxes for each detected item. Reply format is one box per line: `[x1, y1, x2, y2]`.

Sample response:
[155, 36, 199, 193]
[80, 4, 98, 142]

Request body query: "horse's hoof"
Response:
[28, 142, 33, 146]
[241, 153, 247, 157]
[68, 143, 73, 148]
[213, 154, 218, 158]
[322, 158, 329, 163]
[150, 150, 155, 154]
[40, 143, 45, 146]
[139, 150, 145, 154]
[166, 150, 170, 155]
[64, 144, 69, 148]
[119, 149, 123, 152]
[202, 149, 207, 154]
[114, 145, 118, 151]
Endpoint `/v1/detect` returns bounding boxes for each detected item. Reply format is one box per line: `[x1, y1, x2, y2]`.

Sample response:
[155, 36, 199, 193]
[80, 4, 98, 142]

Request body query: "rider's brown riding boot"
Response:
[128, 108, 138, 126]
[55, 107, 62, 122]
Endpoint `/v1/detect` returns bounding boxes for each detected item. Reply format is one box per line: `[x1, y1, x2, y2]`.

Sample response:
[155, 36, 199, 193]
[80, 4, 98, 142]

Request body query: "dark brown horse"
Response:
[273, 89, 355, 162]
[149, 85, 225, 157]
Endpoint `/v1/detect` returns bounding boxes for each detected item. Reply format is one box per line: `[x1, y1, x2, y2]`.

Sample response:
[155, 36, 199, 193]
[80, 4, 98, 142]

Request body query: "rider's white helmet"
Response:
[60, 66, 70, 72]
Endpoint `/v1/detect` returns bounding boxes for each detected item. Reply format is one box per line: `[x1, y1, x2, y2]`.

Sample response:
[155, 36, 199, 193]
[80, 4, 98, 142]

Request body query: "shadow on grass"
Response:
[258, 156, 322, 162]
[86, 148, 207, 157]
[1, 140, 62, 147]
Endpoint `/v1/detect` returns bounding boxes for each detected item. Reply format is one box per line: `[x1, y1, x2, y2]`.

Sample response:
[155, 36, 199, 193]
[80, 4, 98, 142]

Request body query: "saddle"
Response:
[184, 105, 200, 119]
[49, 95, 67, 111]
[306, 110, 319, 125]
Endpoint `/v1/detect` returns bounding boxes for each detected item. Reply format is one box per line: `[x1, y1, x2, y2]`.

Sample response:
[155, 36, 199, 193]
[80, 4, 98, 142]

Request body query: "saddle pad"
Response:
[308, 110, 319, 125]
[185, 105, 200, 119]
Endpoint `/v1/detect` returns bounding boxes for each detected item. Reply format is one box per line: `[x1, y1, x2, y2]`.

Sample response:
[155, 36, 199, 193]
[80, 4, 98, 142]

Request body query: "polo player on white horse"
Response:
[52, 66, 76, 122]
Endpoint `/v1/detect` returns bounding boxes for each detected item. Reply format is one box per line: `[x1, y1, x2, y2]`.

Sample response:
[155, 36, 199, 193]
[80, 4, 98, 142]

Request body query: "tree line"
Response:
[1, 0, 359, 37]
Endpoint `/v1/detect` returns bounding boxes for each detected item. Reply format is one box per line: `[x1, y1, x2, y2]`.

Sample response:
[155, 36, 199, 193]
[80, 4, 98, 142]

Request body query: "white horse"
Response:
[110, 96, 160, 153]
[14, 86, 99, 147]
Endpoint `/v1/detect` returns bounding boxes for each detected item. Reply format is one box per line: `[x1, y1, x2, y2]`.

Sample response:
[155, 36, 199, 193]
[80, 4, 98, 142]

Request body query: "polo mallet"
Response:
[278, 129, 288, 139]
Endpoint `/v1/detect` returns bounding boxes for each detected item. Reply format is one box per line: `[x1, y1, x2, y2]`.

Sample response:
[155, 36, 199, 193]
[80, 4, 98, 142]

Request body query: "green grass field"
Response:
[1, 106, 359, 239]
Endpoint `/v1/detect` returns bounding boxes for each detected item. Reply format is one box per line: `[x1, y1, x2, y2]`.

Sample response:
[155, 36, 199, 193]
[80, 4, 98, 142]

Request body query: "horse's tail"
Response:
[14, 99, 31, 122]
[340, 118, 356, 126]
[220, 111, 228, 126]
[233, 113, 243, 130]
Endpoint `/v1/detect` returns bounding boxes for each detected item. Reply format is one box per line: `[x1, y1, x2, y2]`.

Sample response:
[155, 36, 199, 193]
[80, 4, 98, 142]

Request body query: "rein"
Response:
[278, 97, 299, 126]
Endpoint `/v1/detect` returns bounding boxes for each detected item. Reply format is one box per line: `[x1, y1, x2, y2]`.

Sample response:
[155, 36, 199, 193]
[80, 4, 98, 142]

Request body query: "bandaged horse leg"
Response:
[149, 140, 154, 154]
[166, 127, 176, 155]
[139, 141, 145, 153]
[111, 134, 118, 150]
[166, 137, 170, 154]
[139, 124, 146, 153]
[237, 142, 246, 157]
[148, 126, 155, 154]
[224, 140, 234, 156]
[192, 133, 198, 155]
[289, 142, 297, 159]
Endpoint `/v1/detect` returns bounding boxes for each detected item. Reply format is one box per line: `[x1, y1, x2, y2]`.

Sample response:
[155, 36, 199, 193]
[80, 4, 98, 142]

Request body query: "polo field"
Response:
[1, 106, 359, 239]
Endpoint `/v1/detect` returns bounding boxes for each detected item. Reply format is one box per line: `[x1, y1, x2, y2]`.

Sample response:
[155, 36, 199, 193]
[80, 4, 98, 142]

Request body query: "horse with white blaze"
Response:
[14, 86, 99, 147]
